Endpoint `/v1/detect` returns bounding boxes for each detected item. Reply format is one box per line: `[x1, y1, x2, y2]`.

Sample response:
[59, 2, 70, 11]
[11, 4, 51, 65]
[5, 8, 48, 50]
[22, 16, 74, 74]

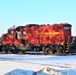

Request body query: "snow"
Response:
[0, 54, 76, 75]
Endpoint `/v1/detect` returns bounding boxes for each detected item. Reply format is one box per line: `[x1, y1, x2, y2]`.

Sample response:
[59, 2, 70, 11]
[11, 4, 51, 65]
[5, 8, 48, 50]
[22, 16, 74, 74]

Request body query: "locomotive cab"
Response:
[63, 24, 72, 54]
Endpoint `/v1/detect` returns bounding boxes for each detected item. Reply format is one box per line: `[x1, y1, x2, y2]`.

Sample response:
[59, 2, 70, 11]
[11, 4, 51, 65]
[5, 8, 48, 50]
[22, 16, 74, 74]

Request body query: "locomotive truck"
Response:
[0, 23, 76, 54]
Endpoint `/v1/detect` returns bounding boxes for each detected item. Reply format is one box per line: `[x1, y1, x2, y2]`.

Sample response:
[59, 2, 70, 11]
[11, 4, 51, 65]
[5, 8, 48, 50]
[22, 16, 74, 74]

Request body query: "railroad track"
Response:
[0, 57, 75, 69]
[0, 50, 75, 56]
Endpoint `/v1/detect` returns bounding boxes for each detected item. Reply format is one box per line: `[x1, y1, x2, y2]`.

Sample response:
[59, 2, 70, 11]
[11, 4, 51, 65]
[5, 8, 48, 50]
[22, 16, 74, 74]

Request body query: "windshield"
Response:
[9, 30, 14, 34]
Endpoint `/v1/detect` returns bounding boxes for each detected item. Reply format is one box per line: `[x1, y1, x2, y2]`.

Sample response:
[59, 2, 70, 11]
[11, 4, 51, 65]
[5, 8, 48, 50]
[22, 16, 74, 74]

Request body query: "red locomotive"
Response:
[0, 23, 75, 54]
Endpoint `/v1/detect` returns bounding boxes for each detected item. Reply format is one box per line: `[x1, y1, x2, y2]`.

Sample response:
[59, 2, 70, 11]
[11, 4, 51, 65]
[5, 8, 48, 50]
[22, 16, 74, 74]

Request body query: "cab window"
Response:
[9, 30, 14, 34]
[64, 27, 71, 30]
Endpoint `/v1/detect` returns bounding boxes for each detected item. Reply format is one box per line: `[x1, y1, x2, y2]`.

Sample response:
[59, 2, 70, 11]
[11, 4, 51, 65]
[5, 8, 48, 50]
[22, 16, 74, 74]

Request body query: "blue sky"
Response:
[0, 0, 76, 36]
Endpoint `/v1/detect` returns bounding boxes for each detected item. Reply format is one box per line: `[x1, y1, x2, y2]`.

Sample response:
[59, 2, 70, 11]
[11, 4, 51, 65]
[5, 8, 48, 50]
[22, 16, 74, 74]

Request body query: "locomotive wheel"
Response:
[43, 49, 47, 55]
[7, 50, 12, 54]
[56, 45, 64, 55]
[12, 49, 18, 54]
[3, 45, 12, 54]
[18, 50, 25, 54]
[42, 47, 52, 55]
[47, 49, 53, 55]
[42, 47, 47, 55]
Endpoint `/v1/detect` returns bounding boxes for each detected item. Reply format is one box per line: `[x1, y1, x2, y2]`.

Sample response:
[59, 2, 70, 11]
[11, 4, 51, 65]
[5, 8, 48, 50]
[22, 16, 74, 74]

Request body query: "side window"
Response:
[10, 30, 14, 34]
[64, 27, 70, 30]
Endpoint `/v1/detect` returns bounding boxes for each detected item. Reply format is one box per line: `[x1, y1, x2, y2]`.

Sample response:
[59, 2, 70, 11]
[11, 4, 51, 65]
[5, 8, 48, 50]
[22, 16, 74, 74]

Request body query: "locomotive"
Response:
[0, 23, 76, 54]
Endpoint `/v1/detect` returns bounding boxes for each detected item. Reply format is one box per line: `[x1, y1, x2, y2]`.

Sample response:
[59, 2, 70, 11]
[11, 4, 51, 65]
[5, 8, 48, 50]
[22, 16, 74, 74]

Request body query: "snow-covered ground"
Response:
[0, 54, 76, 75]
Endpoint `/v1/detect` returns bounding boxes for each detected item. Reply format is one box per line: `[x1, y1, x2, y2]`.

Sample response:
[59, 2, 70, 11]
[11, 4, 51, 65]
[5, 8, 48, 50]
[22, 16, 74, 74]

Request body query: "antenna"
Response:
[13, 25, 15, 27]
